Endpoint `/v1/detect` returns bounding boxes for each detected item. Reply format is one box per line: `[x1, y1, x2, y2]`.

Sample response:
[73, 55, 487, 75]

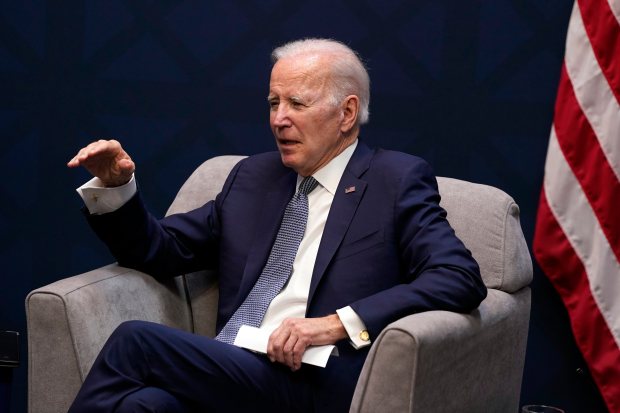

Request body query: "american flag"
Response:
[533, 0, 620, 411]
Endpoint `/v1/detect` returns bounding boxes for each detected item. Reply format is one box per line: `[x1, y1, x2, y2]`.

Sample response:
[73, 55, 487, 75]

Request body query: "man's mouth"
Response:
[278, 139, 299, 146]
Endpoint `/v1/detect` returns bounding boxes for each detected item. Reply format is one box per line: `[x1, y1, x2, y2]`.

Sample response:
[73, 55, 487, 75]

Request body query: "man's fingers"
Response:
[117, 158, 136, 174]
[267, 319, 316, 371]
[292, 339, 307, 371]
[85, 140, 116, 159]
[67, 156, 79, 168]
[267, 328, 284, 363]
[268, 326, 297, 366]
[285, 335, 309, 371]
[69, 141, 107, 165]
[67, 139, 134, 186]
[268, 316, 346, 367]
[283, 334, 298, 369]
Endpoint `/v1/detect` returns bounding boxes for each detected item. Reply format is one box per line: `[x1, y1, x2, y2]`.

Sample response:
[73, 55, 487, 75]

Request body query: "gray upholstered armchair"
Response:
[26, 155, 532, 413]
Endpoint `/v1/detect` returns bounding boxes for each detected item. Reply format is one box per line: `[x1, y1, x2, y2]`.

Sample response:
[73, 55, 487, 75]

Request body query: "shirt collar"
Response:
[297, 139, 358, 195]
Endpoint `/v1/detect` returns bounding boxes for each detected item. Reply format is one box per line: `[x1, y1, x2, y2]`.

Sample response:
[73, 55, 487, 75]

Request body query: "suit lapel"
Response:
[308, 142, 374, 303]
[236, 171, 296, 307]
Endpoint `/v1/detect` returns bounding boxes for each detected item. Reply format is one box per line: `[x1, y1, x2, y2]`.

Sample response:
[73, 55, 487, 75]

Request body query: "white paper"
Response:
[234, 325, 339, 368]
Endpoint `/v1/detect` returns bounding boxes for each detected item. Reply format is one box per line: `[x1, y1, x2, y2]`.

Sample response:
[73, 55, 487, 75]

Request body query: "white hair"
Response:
[271, 38, 371, 125]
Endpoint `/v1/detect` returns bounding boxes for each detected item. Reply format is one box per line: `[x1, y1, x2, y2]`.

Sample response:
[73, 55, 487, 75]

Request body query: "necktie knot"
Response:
[298, 176, 318, 195]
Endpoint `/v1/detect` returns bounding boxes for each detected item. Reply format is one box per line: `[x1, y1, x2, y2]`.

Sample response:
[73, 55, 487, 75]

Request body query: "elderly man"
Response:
[67, 38, 486, 412]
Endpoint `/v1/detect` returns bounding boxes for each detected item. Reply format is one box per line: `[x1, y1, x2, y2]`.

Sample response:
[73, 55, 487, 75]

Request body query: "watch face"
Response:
[0, 331, 19, 367]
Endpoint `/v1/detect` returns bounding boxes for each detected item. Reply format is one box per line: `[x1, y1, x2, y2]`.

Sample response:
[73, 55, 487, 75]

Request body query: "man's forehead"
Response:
[270, 55, 331, 91]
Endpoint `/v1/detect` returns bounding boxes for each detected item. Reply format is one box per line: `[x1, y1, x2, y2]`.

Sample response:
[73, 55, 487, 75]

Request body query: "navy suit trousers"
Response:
[67, 321, 320, 413]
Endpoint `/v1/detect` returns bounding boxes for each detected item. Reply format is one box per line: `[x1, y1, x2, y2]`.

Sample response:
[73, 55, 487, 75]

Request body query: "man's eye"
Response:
[268, 101, 279, 110]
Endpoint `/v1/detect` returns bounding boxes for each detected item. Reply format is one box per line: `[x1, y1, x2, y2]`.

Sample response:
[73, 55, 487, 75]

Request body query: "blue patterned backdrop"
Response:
[0, 0, 608, 411]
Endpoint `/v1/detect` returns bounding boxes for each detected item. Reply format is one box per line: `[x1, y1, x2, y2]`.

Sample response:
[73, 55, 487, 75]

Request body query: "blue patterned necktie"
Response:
[215, 176, 319, 345]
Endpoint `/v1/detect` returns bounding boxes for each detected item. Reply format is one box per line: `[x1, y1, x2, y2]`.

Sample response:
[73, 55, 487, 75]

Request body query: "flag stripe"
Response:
[534, 190, 620, 412]
[535, 1, 620, 410]
[544, 128, 620, 345]
[565, 1, 620, 181]
[554, 65, 620, 264]
[578, 0, 620, 104]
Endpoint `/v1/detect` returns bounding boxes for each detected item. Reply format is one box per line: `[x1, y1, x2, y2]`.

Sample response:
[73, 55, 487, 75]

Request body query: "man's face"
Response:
[268, 55, 350, 176]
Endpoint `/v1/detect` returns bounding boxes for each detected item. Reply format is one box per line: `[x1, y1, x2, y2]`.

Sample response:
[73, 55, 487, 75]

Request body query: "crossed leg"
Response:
[68, 320, 314, 413]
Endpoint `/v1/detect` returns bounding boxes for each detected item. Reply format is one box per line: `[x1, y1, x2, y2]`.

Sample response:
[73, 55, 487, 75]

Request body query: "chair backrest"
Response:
[165, 156, 532, 334]
[166, 155, 247, 216]
[167, 156, 247, 337]
[436, 177, 532, 292]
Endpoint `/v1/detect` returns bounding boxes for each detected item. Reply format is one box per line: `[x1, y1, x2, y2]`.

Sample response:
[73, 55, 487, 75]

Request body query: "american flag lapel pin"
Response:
[345, 186, 356, 194]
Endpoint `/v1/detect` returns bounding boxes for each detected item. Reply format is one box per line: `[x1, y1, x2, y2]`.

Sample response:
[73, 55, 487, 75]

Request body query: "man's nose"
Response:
[272, 105, 291, 126]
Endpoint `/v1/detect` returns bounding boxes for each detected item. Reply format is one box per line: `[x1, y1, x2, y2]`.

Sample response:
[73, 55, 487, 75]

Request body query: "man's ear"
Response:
[340, 95, 360, 133]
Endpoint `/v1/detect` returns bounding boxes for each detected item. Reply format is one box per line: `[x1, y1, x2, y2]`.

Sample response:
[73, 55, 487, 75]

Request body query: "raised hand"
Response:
[67, 139, 135, 187]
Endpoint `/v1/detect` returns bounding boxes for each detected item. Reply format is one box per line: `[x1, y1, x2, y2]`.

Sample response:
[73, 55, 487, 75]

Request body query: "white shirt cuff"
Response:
[336, 306, 371, 349]
[76, 175, 137, 215]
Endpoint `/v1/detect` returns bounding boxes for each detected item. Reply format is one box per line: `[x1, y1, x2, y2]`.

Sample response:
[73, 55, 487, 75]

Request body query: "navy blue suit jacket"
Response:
[87, 141, 486, 408]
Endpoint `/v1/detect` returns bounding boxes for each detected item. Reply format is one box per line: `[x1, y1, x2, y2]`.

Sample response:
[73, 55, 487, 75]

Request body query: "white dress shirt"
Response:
[77, 140, 370, 349]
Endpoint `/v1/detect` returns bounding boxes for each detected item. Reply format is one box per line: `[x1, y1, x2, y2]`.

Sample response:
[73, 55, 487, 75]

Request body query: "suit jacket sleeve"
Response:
[84, 160, 244, 279]
[348, 158, 487, 338]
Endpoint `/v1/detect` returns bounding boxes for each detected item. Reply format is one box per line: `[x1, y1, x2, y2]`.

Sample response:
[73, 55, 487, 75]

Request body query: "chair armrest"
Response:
[26, 264, 192, 413]
[350, 288, 531, 413]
